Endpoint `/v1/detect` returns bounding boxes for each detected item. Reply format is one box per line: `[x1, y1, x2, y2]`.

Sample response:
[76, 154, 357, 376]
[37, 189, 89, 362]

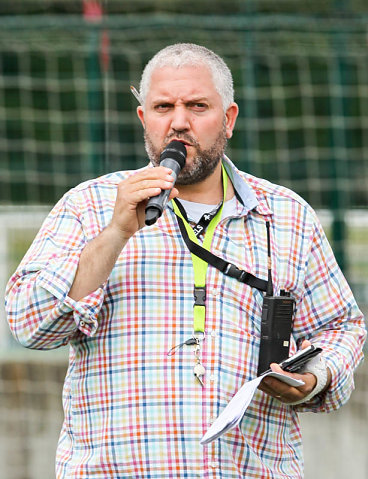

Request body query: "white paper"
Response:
[200, 372, 304, 445]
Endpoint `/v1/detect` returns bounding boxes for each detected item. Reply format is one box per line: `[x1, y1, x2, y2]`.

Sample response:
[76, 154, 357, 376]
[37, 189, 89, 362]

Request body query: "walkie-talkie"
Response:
[257, 222, 295, 376]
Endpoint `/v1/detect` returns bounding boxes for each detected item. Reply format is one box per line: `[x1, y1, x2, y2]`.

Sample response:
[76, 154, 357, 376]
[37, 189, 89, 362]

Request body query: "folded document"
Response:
[200, 371, 304, 445]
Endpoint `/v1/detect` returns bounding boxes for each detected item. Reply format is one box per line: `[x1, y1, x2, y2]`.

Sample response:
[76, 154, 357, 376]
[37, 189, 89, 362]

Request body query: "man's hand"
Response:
[68, 166, 178, 301]
[109, 166, 179, 241]
[258, 340, 331, 404]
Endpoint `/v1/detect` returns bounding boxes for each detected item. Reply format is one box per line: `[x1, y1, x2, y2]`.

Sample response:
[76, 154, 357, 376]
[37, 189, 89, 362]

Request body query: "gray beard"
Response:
[144, 125, 228, 185]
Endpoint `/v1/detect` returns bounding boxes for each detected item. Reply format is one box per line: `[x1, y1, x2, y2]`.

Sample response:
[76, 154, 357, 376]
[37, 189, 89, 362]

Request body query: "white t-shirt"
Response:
[177, 195, 238, 224]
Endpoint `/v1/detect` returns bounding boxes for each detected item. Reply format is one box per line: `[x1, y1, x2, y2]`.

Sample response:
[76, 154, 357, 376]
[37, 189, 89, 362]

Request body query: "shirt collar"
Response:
[221, 156, 257, 213]
[164, 155, 273, 218]
[222, 156, 273, 217]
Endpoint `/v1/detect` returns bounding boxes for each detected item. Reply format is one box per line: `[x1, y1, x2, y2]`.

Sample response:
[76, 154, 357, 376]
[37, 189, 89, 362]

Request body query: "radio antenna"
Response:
[266, 221, 274, 297]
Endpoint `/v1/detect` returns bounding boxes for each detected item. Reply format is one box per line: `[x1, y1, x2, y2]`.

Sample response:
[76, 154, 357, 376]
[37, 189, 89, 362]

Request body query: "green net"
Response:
[0, 12, 367, 280]
[1, 13, 368, 278]
[0, 11, 367, 479]
[1, 14, 367, 208]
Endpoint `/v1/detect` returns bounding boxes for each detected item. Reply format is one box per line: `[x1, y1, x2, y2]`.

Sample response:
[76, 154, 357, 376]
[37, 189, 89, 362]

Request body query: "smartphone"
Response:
[262, 345, 322, 375]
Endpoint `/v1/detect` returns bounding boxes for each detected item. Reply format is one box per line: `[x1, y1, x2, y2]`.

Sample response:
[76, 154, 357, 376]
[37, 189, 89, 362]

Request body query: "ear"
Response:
[225, 102, 239, 139]
[137, 106, 145, 128]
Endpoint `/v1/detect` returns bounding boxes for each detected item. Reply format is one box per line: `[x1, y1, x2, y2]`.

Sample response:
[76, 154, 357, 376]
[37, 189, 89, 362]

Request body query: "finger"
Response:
[258, 381, 290, 401]
[259, 375, 293, 396]
[120, 180, 174, 208]
[269, 362, 298, 377]
[259, 364, 307, 401]
[129, 166, 174, 185]
[260, 369, 317, 403]
[130, 177, 174, 195]
[269, 362, 309, 387]
[168, 187, 179, 201]
[301, 339, 312, 349]
[259, 380, 303, 403]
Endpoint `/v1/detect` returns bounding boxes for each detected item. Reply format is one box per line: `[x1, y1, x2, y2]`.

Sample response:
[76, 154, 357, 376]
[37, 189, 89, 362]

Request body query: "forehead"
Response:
[147, 64, 220, 101]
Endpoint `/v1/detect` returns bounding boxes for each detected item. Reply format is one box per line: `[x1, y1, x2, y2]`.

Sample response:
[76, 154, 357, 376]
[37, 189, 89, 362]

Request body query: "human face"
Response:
[143, 121, 226, 185]
[137, 65, 238, 185]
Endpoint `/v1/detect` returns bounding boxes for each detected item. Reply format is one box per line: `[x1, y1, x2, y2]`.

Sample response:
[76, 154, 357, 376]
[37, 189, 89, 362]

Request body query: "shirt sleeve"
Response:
[5, 194, 105, 350]
[293, 216, 366, 413]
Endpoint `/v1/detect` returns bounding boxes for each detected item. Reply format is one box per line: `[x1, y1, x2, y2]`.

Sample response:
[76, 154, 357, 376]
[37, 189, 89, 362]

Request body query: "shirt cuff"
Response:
[293, 352, 354, 413]
[62, 290, 104, 336]
[37, 250, 105, 337]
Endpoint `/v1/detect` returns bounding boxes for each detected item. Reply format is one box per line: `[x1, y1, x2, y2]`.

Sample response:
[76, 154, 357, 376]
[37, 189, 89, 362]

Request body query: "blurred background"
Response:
[0, 1, 367, 478]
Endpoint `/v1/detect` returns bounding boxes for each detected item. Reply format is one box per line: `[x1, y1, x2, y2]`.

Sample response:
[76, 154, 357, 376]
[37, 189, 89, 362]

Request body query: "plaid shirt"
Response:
[6, 158, 365, 478]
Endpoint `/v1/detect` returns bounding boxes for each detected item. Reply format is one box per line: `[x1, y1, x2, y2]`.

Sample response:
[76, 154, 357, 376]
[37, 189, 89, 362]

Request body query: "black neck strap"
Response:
[174, 210, 268, 293]
[174, 198, 223, 238]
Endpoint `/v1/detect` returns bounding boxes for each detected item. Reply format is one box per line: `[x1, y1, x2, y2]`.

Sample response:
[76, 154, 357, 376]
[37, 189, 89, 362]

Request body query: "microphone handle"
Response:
[145, 158, 182, 225]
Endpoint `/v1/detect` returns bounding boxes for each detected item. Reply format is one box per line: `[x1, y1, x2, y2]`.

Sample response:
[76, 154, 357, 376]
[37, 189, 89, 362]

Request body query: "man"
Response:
[6, 44, 366, 478]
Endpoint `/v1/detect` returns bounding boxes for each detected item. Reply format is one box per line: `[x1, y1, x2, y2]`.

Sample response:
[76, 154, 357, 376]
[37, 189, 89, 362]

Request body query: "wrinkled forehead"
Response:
[146, 64, 220, 101]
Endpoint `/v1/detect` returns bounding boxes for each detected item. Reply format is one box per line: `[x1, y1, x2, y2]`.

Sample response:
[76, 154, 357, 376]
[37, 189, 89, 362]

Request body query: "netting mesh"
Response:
[0, 12, 368, 479]
[0, 15, 367, 209]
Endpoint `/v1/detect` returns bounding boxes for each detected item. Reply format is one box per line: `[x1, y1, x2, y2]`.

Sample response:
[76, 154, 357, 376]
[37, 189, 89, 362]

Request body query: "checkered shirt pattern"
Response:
[6, 158, 366, 478]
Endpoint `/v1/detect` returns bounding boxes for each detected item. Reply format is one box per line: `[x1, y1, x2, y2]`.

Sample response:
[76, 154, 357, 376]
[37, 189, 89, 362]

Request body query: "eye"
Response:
[190, 102, 208, 112]
[154, 103, 173, 112]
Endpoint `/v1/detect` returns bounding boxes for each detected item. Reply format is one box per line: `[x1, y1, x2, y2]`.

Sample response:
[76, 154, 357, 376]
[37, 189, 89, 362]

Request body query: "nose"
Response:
[170, 105, 190, 132]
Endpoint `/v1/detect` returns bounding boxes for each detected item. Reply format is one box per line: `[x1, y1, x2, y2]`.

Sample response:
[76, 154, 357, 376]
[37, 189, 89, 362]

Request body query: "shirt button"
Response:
[211, 288, 219, 296]
[210, 330, 216, 339]
[210, 461, 218, 469]
[209, 374, 217, 383]
[80, 320, 85, 327]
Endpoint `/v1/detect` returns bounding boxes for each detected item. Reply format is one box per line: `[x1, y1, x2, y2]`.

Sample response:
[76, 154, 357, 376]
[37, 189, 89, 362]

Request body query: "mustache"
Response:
[164, 133, 199, 148]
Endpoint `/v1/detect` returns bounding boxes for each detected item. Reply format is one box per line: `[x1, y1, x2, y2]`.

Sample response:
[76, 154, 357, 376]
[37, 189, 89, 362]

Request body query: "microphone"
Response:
[145, 140, 187, 226]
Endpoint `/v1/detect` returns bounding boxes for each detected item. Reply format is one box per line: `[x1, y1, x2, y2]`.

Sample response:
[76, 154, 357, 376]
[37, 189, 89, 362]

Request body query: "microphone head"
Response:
[160, 140, 187, 168]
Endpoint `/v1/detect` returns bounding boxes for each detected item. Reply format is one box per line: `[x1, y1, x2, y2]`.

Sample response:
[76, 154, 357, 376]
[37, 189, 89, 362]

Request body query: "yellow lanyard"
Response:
[172, 164, 228, 336]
